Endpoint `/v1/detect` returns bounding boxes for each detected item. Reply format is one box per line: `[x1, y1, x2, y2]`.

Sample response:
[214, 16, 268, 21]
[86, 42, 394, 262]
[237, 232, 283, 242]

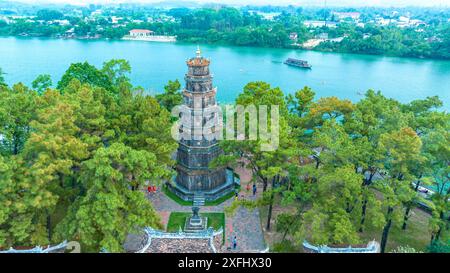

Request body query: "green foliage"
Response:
[286, 86, 315, 118]
[427, 240, 450, 253]
[315, 24, 450, 59]
[108, 88, 177, 166]
[55, 143, 165, 252]
[0, 83, 37, 156]
[156, 79, 182, 112]
[223, 79, 447, 252]
[101, 59, 132, 89]
[0, 59, 177, 251]
[301, 165, 373, 245]
[307, 96, 355, 125]
[32, 74, 53, 95]
[57, 62, 113, 91]
[272, 240, 298, 253]
[0, 68, 5, 86]
[376, 127, 424, 252]
[275, 212, 301, 241]
[0, 153, 59, 247]
[36, 9, 64, 21]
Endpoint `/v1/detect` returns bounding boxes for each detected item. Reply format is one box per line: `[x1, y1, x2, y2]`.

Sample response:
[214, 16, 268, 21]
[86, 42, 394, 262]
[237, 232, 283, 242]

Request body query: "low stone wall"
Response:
[0, 241, 68, 253]
[303, 240, 380, 253]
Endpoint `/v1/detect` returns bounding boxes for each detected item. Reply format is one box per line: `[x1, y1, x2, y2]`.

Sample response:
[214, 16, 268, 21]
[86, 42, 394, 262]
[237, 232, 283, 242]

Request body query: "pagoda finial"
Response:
[196, 45, 201, 58]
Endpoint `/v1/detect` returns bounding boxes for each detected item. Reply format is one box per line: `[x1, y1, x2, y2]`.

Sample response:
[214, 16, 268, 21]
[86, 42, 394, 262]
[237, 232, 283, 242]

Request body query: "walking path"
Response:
[146, 164, 267, 253]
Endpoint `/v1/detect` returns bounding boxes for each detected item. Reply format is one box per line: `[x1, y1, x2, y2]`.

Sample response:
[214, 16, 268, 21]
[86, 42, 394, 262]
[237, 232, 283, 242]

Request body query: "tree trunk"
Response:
[359, 198, 368, 232]
[434, 211, 445, 241]
[266, 193, 274, 231]
[59, 174, 64, 188]
[358, 171, 375, 232]
[367, 171, 375, 186]
[262, 178, 268, 192]
[380, 206, 393, 253]
[435, 227, 442, 242]
[266, 197, 273, 230]
[401, 205, 411, 230]
[403, 177, 422, 230]
[282, 228, 289, 241]
[266, 177, 276, 231]
[414, 179, 421, 191]
[13, 140, 19, 155]
[47, 213, 52, 242]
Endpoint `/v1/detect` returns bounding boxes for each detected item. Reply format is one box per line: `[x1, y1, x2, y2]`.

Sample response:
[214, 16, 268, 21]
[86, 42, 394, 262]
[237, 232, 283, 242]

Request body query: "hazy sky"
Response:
[10, 0, 450, 7]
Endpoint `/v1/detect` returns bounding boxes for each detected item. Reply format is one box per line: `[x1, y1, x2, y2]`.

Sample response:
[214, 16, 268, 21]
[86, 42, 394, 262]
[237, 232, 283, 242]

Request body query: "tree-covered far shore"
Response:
[0, 5, 449, 60]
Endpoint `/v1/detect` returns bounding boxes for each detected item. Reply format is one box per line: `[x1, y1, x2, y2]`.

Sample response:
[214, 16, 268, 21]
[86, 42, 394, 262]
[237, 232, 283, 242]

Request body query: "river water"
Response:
[0, 37, 449, 109]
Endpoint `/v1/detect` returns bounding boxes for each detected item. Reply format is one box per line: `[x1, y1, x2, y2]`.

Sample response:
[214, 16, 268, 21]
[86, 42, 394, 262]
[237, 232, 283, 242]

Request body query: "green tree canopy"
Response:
[57, 62, 113, 91]
[32, 74, 53, 95]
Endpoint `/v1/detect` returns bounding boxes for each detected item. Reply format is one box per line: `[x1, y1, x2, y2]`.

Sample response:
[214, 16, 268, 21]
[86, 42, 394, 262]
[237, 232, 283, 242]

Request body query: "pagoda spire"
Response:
[196, 45, 202, 58]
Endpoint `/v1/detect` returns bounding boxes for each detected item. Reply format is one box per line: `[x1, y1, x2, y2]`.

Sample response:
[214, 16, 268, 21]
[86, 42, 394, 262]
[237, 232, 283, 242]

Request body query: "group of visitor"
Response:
[147, 185, 158, 193]
[228, 182, 259, 251]
[245, 183, 258, 196]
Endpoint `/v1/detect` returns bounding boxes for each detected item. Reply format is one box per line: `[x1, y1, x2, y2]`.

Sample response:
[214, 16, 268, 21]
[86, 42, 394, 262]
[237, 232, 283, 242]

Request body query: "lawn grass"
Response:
[359, 207, 433, 252]
[166, 212, 188, 232]
[258, 192, 436, 252]
[163, 184, 239, 206]
[166, 212, 226, 232]
[166, 211, 226, 242]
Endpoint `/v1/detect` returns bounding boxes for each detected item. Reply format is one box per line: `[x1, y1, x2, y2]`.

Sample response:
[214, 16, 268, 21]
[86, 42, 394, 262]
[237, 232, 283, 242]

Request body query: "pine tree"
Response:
[55, 143, 168, 252]
[377, 127, 423, 253]
[22, 89, 88, 241]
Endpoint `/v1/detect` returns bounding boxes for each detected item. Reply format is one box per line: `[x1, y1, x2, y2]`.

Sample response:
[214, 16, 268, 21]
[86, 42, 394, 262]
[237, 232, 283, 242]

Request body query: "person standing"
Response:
[232, 236, 237, 250]
[252, 184, 257, 196]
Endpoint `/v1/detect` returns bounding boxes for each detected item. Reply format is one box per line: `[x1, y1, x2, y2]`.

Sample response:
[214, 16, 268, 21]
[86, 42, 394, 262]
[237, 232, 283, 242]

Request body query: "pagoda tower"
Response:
[169, 47, 236, 202]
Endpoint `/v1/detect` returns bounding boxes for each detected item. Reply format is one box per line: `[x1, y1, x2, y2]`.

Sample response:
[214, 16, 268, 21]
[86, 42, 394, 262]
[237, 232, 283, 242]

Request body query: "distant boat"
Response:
[284, 58, 312, 69]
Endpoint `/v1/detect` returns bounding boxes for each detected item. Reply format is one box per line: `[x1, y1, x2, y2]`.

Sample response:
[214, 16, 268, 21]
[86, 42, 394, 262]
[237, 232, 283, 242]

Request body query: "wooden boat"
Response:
[284, 58, 312, 69]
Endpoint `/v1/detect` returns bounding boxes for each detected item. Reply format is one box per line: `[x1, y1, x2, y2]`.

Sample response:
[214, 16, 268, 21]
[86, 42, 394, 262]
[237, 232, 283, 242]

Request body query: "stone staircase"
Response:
[193, 193, 205, 207]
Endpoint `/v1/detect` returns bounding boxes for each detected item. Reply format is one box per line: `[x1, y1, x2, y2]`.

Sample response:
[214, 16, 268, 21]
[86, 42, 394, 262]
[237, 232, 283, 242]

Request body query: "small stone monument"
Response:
[184, 206, 207, 233]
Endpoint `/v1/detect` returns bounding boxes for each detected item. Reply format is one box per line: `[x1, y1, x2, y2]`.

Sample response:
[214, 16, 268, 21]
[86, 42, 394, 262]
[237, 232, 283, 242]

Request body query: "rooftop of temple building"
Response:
[143, 238, 220, 253]
[126, 227, 223, 253]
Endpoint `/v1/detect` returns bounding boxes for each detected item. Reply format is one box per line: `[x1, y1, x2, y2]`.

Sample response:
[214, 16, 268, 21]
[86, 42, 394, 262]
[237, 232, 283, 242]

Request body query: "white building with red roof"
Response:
[129, 29, 154, 37]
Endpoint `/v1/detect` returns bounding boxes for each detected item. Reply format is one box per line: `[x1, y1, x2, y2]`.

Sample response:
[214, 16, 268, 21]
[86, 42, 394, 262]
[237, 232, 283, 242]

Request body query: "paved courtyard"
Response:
[146, 165, 267, 253]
